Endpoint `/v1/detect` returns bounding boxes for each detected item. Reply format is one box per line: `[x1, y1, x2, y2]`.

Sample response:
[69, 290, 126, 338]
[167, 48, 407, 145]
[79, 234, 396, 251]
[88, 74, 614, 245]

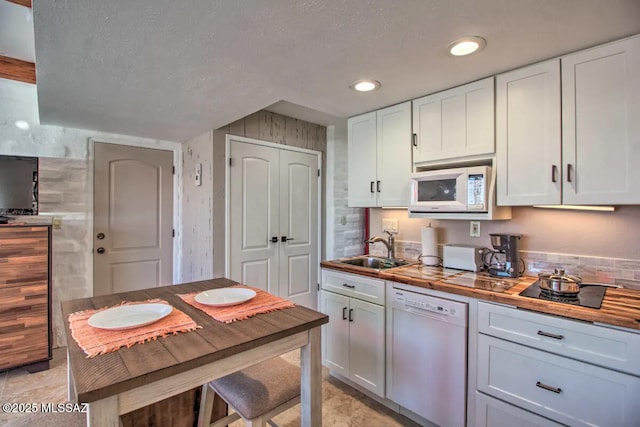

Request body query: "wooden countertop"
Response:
[321, 260, 640, 331]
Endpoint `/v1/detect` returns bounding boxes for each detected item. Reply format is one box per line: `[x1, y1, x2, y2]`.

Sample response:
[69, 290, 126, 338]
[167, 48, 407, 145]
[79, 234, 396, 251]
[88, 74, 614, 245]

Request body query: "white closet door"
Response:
[278, 149, 319, 308]
[229, 140, 279, 294]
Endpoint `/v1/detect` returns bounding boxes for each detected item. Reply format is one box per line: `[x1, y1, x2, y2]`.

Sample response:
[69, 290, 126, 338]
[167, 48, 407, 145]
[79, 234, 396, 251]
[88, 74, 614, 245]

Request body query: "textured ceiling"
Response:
[33, 0, 640, 142]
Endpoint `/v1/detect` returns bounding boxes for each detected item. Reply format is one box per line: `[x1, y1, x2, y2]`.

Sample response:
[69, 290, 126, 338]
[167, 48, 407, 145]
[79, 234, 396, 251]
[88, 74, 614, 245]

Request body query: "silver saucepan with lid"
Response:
[538, 268, 620, 294]
[538, 268, 582, 294]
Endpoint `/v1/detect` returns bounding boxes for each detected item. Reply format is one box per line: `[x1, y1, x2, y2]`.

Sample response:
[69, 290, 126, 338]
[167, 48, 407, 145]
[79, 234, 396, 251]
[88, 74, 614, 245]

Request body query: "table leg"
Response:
[67, 348, 76, 402]
[300, 326, 322, 427]
[87, 395, 119, 427]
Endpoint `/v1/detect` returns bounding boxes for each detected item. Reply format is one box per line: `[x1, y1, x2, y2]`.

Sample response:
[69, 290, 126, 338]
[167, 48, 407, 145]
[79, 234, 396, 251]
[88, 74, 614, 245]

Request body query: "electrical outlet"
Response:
[52, 216, 63, 230]
[470, 221, 480, 237]
[382, 218, 399, 233]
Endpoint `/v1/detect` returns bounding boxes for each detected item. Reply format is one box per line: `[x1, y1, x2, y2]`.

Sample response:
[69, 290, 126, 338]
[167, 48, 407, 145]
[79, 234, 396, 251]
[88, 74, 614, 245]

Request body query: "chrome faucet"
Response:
[366, 230, 395, 259]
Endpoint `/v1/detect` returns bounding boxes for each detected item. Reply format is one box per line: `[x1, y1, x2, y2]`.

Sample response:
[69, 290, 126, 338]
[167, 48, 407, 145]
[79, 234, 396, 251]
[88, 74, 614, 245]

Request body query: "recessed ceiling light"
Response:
[350, 79, 381, 92]
[448, 36, 486, 56]
[14, 120, 30, 130]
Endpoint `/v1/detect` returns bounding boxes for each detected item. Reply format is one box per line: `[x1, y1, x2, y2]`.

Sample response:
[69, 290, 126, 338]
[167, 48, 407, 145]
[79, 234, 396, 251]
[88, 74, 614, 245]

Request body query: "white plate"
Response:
[195, 288, 257, 307]
[88, 303, 173, 330]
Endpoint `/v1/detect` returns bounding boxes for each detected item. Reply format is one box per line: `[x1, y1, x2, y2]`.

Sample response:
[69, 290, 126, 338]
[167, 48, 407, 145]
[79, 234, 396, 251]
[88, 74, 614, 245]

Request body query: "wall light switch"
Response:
[382, 218, 399, 233]
[194, 163, 202, 187]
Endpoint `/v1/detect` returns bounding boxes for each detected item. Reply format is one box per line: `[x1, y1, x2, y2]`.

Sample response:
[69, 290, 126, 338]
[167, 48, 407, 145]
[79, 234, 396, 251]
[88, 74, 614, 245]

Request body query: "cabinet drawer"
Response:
[475, 392, 563, 427]
[478, 334, 640, 427]
[478, 301, 640, 376]
[321, 269, 385, 305]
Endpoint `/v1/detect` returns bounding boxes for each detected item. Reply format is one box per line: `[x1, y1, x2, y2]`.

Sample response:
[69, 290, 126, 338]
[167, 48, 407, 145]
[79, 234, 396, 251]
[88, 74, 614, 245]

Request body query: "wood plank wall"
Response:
[219, 110, 327, 154]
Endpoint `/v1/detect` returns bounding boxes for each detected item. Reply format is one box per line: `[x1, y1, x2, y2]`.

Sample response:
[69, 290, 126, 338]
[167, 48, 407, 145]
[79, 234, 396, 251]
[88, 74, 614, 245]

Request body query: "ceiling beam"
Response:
[0, 55, 36, 84]
[6, 0, 32, 8]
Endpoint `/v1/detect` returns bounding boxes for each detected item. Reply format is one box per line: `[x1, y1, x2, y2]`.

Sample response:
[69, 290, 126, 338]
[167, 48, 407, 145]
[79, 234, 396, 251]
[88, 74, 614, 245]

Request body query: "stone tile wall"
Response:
[330, 135, 364, 258]
[371, 240, 640, 290]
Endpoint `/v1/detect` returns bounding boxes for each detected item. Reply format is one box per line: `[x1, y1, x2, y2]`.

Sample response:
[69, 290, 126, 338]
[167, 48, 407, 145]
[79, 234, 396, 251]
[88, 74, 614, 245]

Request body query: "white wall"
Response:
[0, 78, 182, 347]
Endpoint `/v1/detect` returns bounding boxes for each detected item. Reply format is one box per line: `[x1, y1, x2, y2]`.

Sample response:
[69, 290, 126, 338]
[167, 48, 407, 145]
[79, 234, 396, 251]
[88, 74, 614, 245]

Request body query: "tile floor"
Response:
[0, 348, 419, 427]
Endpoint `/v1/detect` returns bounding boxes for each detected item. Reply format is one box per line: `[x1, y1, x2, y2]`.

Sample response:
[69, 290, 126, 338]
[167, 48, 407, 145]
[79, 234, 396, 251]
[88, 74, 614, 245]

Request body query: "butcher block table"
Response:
[61, 278, 328, 427]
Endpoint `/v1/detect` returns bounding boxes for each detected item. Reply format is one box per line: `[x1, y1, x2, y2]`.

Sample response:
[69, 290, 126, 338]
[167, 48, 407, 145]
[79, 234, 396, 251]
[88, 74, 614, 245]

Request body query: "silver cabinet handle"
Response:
[370, 181, 375, 193]
[537, 330, 564, 340]
[536, 381, 562, 394]
[412, 133, 418, 147]
[551, 165, 558, 183]
[348, 308, 354, 322]
[566, 164, 574, 183]
[376, 180, 381, 193]
[342, 307, 347, 320]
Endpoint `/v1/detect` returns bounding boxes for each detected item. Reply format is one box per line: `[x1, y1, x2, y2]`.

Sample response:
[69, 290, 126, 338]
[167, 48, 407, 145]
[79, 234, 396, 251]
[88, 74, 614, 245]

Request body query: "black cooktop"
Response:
[519, 281, 607, 309]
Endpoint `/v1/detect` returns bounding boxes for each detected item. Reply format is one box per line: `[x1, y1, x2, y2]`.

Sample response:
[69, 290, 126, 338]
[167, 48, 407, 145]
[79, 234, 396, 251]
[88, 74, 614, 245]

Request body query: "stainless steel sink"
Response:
[337, 256, 409, 270]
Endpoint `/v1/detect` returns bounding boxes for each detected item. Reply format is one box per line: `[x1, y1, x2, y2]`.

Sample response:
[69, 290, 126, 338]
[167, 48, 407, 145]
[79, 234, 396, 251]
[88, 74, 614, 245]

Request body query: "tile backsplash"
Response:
[370, 240, 640, 290]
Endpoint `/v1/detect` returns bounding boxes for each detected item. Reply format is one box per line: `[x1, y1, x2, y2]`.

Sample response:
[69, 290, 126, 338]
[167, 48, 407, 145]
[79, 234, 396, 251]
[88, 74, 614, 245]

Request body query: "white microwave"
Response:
[409, 166, 490, 213]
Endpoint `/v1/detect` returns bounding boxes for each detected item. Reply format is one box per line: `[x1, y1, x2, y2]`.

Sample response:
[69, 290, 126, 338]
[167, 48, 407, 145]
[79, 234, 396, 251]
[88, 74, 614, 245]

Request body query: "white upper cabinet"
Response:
[561, 35, 640, 205]
[348, 111, 378, 207]
[413, 77, 494, 165]
[496, 59, 562, 205]
[348, 101, 411, 207]
[496, 35, 640, 206]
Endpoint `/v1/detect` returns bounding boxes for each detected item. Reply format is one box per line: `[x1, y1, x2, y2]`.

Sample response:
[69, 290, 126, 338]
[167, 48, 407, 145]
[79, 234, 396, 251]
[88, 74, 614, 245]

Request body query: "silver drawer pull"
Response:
[342, 283, 355, 289]
[537, 330, 564, 340]
[536, 381, 562, 394]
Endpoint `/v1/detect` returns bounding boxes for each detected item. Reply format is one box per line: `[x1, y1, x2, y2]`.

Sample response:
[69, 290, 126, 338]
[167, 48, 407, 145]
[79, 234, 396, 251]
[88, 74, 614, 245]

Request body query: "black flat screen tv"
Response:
[0, 155, 39, 216]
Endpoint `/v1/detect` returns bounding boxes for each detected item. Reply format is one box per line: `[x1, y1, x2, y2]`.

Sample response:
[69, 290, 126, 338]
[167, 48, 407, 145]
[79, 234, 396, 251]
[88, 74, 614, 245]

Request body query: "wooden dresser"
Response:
[0, 224, 52, 372]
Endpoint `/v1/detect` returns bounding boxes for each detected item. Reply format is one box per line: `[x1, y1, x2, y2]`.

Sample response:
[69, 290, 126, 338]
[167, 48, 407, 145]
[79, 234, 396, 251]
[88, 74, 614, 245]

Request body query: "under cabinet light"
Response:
[533, 205, 615, 212]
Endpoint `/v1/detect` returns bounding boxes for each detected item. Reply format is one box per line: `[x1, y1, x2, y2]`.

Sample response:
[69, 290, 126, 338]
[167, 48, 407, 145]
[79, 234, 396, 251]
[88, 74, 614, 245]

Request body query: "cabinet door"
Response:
[320, 291, 349, 377]
[562, 35, 640, 205]
[496, 60, 562, 205]
[376, 101, 412, 207]
[413, 77, 494, 164]
[348, 112, 378, 207]
[0, 284, 49, 370]
[348, 298, 385, 397]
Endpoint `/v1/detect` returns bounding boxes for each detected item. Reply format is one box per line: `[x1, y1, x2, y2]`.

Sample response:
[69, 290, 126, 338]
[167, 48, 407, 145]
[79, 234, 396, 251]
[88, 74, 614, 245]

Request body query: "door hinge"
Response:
[172, 229, 175, 238]
[317, 169, 320, 177]
[229, 157, 232, 166]
[172, 165, 175, 175]
[317, 283, 320, 291]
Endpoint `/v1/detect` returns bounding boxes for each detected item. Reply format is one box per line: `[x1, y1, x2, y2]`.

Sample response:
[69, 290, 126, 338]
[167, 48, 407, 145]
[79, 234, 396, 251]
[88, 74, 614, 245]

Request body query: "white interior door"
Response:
[278, 149, 318, 307]
[93, 143, 173, 296]
[228, 138, 320, 308]
[229, 141, 279, 294]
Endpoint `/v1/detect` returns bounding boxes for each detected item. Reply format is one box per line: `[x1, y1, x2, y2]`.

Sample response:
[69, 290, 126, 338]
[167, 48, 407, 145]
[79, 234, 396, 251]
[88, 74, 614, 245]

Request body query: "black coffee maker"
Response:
[486, 234, 522, 278]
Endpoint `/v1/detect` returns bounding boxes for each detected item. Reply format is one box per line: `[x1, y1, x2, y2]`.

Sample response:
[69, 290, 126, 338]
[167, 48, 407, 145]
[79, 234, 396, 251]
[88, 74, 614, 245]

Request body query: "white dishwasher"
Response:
[387, 285, 468, 427]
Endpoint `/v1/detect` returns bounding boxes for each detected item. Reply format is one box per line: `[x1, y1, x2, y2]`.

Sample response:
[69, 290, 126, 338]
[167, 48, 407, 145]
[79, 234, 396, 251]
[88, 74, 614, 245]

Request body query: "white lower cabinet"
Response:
[477, 302, 640, 427]
[320, 269, 385, 397]
[475, 392, 563, 427]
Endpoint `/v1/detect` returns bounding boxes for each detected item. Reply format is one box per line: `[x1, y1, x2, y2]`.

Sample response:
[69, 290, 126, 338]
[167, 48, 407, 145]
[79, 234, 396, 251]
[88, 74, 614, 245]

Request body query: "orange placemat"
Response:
[68, 298, 200, 358]
[178, 285, 296, 323]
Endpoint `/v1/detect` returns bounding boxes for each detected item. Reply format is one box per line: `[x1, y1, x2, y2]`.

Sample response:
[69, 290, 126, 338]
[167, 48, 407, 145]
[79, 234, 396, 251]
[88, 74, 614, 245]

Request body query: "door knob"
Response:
[97, 232, 105, 240]
[270, 237, 279, 243]
[96, 247, 105, 254]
